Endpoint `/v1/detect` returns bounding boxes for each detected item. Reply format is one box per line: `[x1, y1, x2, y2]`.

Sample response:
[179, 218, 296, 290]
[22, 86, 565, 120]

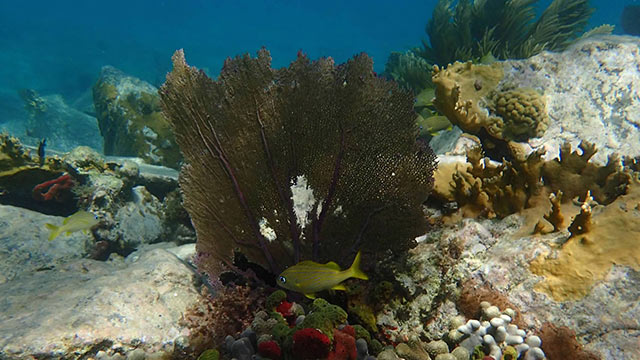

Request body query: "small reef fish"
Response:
[45, 210, 99, 241]
[276, 251, 368, 299]
[37, 138, 46, 166]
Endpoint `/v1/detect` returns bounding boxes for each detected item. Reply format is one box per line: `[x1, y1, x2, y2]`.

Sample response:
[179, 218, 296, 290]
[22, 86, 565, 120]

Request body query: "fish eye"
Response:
[278, 276, 286, 283]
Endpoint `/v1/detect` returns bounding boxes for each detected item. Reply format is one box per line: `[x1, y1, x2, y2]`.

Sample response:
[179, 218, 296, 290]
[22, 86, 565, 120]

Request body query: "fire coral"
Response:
[160, 49, 436, 276]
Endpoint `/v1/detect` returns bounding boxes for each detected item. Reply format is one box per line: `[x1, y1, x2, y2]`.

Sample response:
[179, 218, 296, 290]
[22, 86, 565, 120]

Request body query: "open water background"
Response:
[0, 0, 637, 128]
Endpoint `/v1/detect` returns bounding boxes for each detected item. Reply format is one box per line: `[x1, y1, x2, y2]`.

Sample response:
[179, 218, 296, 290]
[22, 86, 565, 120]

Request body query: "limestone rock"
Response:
[18, 90, 102, 152]
[431, 35, 640, 164]
[0, 205, 88, 284]
[380, 205, 640, 360]
[93, 66, 181, 169]
[0, 244, 203, 358]
[506, 35, 640, 164]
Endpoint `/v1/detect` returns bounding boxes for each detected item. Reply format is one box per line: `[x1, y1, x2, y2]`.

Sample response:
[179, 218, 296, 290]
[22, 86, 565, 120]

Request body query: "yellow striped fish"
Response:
[276, 251, 368, 299]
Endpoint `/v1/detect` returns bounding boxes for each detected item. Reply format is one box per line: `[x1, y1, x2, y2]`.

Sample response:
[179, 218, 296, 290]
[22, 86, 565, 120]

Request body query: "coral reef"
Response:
[0, 132, 34, 171]
[439, 144, 544, 218]
[93, 66, 181, 169]
[432, 61, 548, 143]
[530, 176, 640, 301]
[435, 141, 631, 220]
[417, 0, 594, 66]
[214, 292, 379, 360]
[541, 141, 630, 205]
[0, 134, 76, 215]
[487, 88, 547, 141]
[160, 49, 437, 276]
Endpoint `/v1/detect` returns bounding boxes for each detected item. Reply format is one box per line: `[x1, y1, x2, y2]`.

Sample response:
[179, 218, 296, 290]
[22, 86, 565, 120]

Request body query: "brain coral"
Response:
[488, 87, 547, 141]
[432, 61, 548, 142]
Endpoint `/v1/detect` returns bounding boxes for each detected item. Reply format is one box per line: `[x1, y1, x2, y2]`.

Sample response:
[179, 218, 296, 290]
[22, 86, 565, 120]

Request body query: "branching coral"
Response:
[439, 141, 632, 221]
[448, 143, 545, 218]
[160, 49, 437, 276]
[541, 141, 630, 205]
[417, 0, 595, 66]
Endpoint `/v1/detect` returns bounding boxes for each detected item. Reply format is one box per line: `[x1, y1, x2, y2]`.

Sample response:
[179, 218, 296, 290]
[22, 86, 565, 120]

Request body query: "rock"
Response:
[379, 209, 640, 360]
[63, 145, 105, 171]
[0, 205, 88, 283]
[430, 35, 640, 164]
[376, 348, 402, 360]
[112, 185, 164, 248]
[93, 66, 181, 169]
[395, 341, 431, 360]
[17, 90, 103, 152]
[424, 340, 448, 357]
[504, 35, 640, 164]
[0, 244, 202, 358]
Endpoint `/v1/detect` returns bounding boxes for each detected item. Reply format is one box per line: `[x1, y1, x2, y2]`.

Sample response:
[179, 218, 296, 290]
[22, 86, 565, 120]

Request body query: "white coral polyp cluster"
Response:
[455, 301, 546, 360]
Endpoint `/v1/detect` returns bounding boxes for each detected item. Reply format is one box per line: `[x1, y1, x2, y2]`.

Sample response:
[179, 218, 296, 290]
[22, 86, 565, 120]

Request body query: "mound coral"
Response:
[417, 0, 595, 66]
[160, 49, 437, 276]
[432, 61, 548, 143]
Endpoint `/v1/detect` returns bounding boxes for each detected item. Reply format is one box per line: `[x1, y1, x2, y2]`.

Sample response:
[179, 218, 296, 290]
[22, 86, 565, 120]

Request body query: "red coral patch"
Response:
[292, 328, 331, 360]
[328, 328, 356, 360]
[258, 340, 281, 360]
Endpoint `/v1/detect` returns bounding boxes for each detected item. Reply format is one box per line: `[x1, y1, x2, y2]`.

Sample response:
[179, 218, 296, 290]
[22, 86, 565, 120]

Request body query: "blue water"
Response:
[0, 0, 637, 139]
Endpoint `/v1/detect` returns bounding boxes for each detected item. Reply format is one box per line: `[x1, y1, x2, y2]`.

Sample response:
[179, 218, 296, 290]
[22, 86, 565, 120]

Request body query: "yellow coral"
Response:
[530, 178, 640, 301]
[432, 62, 548, 141]
[489, 88, 547, 141]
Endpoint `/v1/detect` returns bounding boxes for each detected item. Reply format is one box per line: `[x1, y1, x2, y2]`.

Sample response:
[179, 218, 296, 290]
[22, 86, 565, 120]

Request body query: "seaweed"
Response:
[416, 0, 595, 66]
[160, 49, 437, 276]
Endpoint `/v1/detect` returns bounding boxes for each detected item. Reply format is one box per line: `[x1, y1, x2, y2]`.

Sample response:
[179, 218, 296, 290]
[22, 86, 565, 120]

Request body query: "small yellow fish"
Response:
[45, 211, 99, 241]
[276, 251, 368, 299]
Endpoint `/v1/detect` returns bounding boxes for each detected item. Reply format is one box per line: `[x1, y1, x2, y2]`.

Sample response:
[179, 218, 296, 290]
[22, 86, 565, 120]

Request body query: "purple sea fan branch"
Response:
[160, 48, 437, 277]
[254, 101, 302, 263]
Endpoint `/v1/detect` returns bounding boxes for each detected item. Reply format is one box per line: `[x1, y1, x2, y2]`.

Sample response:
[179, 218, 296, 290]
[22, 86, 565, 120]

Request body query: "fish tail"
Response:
[45, 223, 60, 241]
[349, 250, 368, 280]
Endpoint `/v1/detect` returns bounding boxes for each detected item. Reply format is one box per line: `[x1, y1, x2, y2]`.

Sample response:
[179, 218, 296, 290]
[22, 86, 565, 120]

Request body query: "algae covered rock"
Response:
[18, 90, 103, 152]
[93, 66, 181, 169]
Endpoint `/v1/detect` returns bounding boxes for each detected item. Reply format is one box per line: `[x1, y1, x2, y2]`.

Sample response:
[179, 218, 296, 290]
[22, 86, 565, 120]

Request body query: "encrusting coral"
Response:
[530, 175, 640, 301]
[160, 49, 437, 276]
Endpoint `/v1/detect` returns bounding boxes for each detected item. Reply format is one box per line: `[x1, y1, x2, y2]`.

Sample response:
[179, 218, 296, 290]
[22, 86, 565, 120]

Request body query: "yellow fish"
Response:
[45, 211, 99, 241]
[276, 251, 368, 299]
